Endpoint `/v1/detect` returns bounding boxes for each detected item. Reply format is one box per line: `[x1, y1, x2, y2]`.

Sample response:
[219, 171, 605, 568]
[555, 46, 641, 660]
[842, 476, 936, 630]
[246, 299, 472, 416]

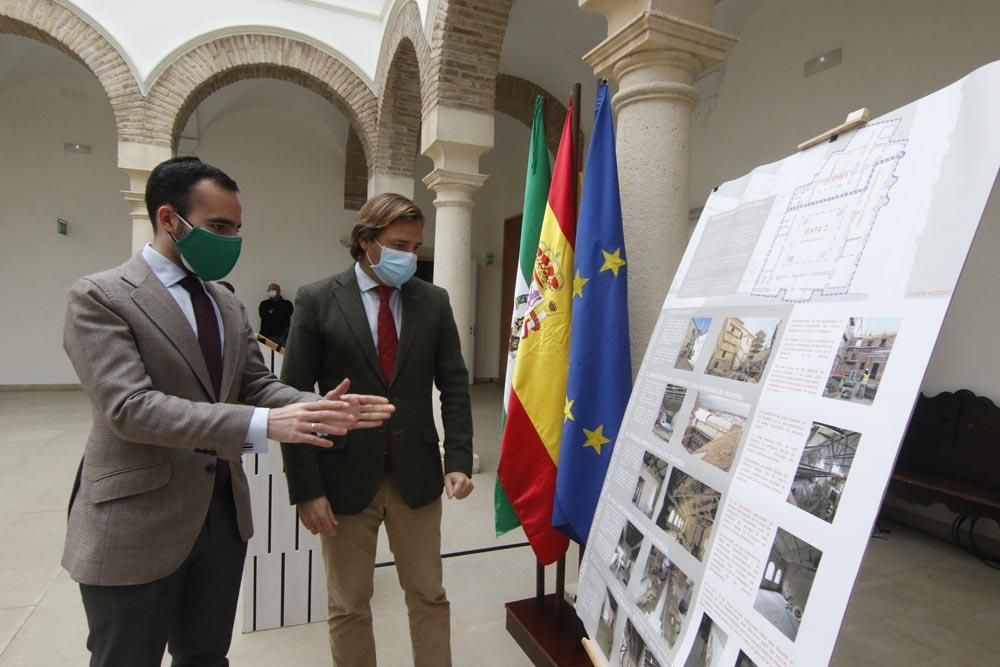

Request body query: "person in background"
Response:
[259, 282, 294, 346]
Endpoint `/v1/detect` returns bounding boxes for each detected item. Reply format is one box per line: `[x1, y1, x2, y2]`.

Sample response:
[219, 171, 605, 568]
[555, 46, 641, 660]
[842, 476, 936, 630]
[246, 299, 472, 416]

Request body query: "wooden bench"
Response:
[890, 390, 1000, 526]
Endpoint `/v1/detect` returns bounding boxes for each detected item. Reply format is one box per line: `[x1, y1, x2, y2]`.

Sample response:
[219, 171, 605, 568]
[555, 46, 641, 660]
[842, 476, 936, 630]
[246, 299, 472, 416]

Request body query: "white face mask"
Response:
[267, 290, 278, 298]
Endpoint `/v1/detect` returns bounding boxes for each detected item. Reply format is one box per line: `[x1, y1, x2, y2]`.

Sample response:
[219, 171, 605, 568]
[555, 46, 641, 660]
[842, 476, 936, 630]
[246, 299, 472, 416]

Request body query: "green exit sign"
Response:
[57, 218, 68, 236]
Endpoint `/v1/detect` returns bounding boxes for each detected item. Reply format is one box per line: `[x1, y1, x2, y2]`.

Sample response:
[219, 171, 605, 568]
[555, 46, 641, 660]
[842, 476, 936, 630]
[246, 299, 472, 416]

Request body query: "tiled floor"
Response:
[1, 386, 998, 666]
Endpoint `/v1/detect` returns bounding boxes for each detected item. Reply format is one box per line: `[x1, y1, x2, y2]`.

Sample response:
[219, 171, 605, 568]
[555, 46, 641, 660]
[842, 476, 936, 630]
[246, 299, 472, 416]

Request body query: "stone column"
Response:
[420, 105, 493, 378]
[119, 142, 173, 255]
[421, 169, 488, 367]
[581, 0, 737, 366]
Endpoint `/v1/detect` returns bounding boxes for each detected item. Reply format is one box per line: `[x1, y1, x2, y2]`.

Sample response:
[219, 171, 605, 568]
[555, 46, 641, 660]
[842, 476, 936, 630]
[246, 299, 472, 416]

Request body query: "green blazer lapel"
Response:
[331, 269, 383, 383]
[125, 254, 216, 400]
[394, 279, 423, 384]
[206, 282, 242, 402]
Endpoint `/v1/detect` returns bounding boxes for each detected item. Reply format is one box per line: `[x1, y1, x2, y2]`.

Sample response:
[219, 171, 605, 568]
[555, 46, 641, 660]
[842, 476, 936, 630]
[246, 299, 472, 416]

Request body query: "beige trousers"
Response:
[320, 477, 450, 667]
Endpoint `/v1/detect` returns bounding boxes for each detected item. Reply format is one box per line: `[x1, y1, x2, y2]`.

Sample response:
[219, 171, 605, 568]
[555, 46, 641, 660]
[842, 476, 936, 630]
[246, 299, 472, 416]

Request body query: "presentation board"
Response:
[576, 61, 1000, 667]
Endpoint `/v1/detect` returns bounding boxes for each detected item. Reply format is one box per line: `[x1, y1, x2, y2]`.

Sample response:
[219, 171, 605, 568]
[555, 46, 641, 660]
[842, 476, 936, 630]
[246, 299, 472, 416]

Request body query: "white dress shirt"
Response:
[142, 244, 268, 452]
[354, 262, 402, 343]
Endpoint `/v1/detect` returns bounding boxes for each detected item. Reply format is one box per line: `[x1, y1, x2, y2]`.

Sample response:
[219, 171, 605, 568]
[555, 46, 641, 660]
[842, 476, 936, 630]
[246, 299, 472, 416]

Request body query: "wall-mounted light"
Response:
[57, 218, 68, 236]
[804, 48, 842, 77]
[64, 143, 92, 154]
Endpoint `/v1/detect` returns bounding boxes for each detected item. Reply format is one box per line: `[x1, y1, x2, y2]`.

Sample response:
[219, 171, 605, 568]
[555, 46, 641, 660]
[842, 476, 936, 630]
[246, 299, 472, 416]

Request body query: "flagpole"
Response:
[571, 82, 582, 218]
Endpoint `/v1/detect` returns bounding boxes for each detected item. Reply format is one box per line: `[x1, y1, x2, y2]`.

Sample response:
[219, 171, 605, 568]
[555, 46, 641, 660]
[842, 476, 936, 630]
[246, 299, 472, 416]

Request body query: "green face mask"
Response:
[171, 213, 242, 281]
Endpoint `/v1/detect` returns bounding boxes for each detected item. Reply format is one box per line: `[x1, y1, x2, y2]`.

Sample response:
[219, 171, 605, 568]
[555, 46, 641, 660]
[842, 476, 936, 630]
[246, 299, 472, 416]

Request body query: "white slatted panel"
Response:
[283, 549, 312, 627]
[241, 343, 326, 633]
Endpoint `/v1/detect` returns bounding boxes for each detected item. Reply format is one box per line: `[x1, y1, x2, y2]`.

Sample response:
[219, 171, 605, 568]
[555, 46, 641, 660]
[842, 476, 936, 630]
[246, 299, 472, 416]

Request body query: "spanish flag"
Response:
[496, 99, 576, 565]
[495, 97, 551, 537]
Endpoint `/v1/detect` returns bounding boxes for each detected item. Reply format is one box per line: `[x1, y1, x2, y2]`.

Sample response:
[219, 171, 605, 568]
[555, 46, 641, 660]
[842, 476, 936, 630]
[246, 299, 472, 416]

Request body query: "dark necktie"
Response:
[179, 275, 230, 491]
[376, 286, 398, 383]
[376, 285, 398, 462]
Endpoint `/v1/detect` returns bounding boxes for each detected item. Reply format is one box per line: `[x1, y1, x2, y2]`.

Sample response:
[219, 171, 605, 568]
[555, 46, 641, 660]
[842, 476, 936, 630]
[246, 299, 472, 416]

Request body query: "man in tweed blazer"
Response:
[62, 157, 392, 667]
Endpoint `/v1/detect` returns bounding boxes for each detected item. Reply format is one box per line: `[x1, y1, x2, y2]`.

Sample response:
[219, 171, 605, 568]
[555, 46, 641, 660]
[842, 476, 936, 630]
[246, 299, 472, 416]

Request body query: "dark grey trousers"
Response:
[79, 489, 247, 667]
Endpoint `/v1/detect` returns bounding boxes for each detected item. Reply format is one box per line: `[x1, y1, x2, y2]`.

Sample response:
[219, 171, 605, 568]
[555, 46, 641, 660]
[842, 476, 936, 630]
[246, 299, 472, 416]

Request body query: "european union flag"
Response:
[553, 80, 631, 544]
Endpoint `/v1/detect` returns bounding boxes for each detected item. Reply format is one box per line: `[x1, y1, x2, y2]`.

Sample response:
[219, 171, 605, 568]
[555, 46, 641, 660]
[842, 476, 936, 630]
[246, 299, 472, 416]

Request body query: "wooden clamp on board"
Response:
[580, 638, 608, 667]
[797, 107, 870, 151]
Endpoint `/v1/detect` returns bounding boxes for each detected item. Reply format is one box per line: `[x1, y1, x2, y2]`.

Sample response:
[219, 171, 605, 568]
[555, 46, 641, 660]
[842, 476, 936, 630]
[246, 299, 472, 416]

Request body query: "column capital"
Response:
[422, 169, 488, 209]
[583, 11, 737, 81]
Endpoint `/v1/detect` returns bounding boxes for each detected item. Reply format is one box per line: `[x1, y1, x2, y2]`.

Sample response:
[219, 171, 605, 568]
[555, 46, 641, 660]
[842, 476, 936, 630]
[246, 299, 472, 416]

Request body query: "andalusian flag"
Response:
[495, 97, 551, 536]
[496, 99, 577, 564]
[554, 81, 631, 544]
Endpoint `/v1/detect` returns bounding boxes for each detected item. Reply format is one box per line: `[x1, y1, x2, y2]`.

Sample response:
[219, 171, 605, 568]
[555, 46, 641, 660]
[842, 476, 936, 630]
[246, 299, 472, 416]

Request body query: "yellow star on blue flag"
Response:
[600, 248, 626, 277]
[583, 425, 611, 455]
[573, 270, 589, 298]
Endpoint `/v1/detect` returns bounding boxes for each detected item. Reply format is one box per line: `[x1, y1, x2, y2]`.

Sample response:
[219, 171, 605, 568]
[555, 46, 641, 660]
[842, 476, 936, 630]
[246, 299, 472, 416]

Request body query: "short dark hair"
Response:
[349, 193, 424, 261]
[145, 156, 239, 231]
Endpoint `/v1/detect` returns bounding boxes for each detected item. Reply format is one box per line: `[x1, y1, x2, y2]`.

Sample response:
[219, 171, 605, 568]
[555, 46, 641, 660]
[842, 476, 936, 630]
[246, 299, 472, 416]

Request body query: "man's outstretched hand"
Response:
[269, 379, 394, 447]
[325, 379, 395, 430]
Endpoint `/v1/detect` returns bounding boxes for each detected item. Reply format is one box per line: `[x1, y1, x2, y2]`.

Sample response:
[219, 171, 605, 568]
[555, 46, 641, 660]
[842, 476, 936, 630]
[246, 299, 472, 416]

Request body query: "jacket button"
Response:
[205, 462, 217, 473]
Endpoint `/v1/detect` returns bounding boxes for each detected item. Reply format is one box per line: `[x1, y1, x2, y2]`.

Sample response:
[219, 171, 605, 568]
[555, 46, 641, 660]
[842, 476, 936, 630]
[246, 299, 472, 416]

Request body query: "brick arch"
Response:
[377, 0, 431, 99]
[375, 38, 423, 178]
[343, 125, 368, 210]
[426, 0, 513, 115]
[145, 34, 378, 163]
[0, 0, 143, 143]
[494, 74, 566, 156]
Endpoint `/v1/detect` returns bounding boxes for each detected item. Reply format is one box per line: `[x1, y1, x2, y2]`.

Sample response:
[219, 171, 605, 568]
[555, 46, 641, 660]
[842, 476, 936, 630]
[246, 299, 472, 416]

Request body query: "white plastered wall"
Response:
[0, 37, 129, 385]
[189, 80, 358, 317]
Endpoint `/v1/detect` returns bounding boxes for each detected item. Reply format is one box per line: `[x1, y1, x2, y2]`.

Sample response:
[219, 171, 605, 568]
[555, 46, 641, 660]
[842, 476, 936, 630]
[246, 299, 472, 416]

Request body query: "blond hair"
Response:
[349, 193, 424, 261]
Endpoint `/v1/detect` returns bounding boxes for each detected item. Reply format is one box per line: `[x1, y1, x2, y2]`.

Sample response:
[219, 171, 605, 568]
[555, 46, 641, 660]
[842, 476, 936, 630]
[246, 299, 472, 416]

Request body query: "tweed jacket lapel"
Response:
[124, 253, 215, 400]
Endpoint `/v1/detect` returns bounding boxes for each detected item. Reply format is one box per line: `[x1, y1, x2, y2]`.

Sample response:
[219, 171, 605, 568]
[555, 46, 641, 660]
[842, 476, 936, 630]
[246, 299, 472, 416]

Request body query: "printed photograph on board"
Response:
[823, 317, 901, 404]
[596, 588, 620, 658]
[609, 521, 644, 588]
[620, 619, 661, 667]
[679, 392, 750, 472]
[632, 451, 669, 519]
[706, 317, 782, 384]
[787, 422, 861, 523]
[633, 545, 695, 648]
[675, 317, 713, 371]
[656, 469, 722, 561]
[652, 383, 689, 444]
[683, 612, 729, 667]
[753, 527, 823, 640]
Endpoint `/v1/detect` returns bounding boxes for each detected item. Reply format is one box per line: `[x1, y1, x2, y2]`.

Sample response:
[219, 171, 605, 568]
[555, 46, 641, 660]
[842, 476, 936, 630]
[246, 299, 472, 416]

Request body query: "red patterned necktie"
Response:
[375, 285, 398, 463]
[179, 276, 230, 492]
[376, 285, 398, 383]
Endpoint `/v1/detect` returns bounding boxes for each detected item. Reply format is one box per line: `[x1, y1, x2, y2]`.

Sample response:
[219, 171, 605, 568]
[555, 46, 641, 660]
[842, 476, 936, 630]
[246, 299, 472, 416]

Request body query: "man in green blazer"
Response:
[280, 193, 474, 667]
